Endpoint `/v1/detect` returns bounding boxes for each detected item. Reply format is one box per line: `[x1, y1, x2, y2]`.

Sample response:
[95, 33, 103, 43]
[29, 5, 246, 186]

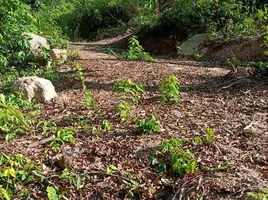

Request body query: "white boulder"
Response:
[26, 33, 50, 52]
[51, 49, 67, 65]
[177, 33, 209, 56]
[24, 33, 51, 68]
[11, 77, 57, 103]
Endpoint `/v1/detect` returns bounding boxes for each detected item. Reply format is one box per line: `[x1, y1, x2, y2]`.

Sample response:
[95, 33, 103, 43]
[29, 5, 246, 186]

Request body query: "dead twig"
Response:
[217, 78, 246, 92]
[28, 135, 55, 148]
[196, 175, 203, 191]
[243, 83, 266, 94]
[212, 142, 223, 155]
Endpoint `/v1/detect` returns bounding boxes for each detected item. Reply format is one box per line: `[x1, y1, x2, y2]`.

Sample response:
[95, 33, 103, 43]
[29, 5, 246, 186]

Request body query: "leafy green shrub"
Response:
[135, 115, 161, 134]
[257, 7, 268, 56]
[0, 94, 31, 141]
[0, 0, 67, 73]
[152, 138, 197, 177]
[159, 0, 265, 38]
[0, 153, 40, 199]
[32, 6, 68, 49]
[46, 0, 135, 41]
[0, 0, 36, 71]
[159, 74, 180, 104]
[123, 36, 154, 62]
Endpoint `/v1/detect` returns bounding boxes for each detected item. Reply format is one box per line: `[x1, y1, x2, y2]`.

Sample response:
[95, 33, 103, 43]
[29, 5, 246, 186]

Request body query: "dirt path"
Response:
[3, 37, 268, 199]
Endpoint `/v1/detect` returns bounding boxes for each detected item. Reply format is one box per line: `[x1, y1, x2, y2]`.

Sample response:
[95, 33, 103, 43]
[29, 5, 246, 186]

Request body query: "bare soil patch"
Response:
[1, 36, 268, 199]
[199, 34, 268, 61]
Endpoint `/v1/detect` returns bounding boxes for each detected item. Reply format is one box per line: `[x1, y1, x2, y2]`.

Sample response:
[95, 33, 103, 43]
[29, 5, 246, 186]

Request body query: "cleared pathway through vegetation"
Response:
[5, 37, 268, 199]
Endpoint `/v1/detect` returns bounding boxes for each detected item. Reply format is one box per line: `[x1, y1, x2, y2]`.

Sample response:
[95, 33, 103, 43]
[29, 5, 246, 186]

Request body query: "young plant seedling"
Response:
[135, 114, 161, 134]
[152, 138, 197, 177]
[123, 36, 154, 62]
[159, 74, 180, 104]
[76, 64, 96, 108]
[50, 127, 75, 152]
[102, 119, 111, 131]
[114, 78, 144, 103]
[117, 101, 133, 122]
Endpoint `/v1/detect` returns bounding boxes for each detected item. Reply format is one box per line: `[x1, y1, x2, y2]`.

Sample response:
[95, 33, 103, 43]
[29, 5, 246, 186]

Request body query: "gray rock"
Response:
[24, 33, 52, 68]
[51, 49, 67, 65]
[11, 77, 57, 103]
[177, 33, 209, 56]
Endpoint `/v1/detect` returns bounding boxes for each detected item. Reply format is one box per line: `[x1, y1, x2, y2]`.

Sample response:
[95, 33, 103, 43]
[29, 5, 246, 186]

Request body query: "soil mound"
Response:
[199, 34, 267, 61]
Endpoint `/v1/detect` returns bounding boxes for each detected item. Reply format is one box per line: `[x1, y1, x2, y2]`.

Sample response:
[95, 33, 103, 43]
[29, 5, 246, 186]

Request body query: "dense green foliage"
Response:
[35, 0, 267, 40]
[0, 0, 67, 72]
[0, 0, 35, 71]
[0, 153, 41, 199]
[1, 0, 266, 71]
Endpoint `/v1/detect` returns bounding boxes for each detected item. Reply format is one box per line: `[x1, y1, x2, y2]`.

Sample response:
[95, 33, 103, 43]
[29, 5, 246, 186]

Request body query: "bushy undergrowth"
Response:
[0, 0, 35, 71]
[45, 0, 139, 41]
[0, 0, 67, 73]
[9, 0, 266, 49]
[0, 153, 41, 199]
[159, 0, 267, 38]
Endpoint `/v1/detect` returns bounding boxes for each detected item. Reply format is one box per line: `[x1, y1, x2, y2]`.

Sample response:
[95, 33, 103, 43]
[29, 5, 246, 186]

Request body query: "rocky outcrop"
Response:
[11, 77, 57, 103]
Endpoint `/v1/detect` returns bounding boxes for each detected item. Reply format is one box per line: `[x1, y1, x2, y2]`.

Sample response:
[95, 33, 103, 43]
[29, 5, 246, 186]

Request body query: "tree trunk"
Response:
[154, 0, 160, 15]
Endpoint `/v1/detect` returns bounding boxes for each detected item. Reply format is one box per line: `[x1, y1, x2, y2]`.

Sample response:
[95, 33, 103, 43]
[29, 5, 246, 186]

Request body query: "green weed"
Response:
[114, 78, 144, 96]
[0, 153, 40, 199]
[60, 168, 84, 190]
[76, 64, 95, 108]
[67, 113, 92, 134]
[135, 115, 161, 134]
[119, 173, 140, 197]
[50, 127, 75, 152]
[0, 94, 31, 141]
[67, 50, 80, 62]
[117, 101, 133, 122]
[37, 120, 58, 135]
[92, 126, 102, 136]
[152, 138, 197, 177]
[106, 164, 117, 175]
[101, 120, 112, 131]
[46, 186, 59, 200]
[123, 36, 154, 62]
[114, 78, 144, 103]
[0, 185, 10, 200]
[159, 74, 180, 104]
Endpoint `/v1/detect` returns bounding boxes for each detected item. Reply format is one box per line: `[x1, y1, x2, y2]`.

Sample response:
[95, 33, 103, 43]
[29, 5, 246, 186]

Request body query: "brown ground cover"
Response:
[1, 38, 268, 200]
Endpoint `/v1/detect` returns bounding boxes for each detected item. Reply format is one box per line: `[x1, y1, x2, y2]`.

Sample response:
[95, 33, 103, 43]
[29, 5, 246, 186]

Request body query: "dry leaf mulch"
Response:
[2, 42, 268, 200]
